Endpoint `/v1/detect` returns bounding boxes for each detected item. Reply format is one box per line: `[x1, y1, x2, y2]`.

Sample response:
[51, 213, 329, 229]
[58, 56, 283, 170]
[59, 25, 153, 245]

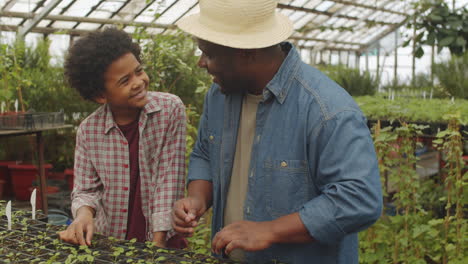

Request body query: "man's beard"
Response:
[217, 79, 251, 95]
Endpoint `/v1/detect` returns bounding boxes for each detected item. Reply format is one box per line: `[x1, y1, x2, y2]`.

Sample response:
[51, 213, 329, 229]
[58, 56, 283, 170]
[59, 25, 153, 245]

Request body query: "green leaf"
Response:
[455, 36, 466, 47]
[429, 14, 443, 22]
[415, 32, 424, 42]
[402, 39, 411, 47]
[439, 36, 455, 47]
[426, 32, 436, 45]
[445, 243, 455, 252]
[415, 46, 424, 58]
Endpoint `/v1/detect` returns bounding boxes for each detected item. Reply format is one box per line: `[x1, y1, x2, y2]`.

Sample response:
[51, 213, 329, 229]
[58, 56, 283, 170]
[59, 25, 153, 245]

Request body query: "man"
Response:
[172, 1, 382, 263]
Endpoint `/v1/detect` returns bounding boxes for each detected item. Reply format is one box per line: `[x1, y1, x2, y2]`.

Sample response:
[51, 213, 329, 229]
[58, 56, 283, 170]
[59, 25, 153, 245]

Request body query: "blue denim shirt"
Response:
[188, 43, 382, 264]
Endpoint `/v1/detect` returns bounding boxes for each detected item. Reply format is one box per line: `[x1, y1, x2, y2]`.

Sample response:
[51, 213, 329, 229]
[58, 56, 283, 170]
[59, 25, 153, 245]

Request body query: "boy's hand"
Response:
[172, 197, 206, 237]
[59, 206, 95, 246]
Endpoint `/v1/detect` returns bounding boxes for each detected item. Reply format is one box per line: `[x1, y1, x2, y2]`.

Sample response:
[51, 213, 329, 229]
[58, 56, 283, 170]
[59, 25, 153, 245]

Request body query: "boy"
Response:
[59, 28, 186, 247]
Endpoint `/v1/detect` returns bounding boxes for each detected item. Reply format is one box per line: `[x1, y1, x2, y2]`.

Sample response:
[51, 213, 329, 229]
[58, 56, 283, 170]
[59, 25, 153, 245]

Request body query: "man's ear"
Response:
[94, 93, 107, 104]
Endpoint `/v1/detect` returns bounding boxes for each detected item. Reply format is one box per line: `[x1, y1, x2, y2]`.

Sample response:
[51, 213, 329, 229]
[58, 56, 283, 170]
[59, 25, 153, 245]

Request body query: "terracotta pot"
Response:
[0, 161, 17, 198]
[0, 179, 5, 199]
[8, 163, 53, 200]
[64, 169, 74, 190]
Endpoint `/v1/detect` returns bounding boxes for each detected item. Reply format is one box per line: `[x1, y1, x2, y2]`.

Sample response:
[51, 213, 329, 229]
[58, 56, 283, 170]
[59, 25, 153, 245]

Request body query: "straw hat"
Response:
[176, 0, 294, 49]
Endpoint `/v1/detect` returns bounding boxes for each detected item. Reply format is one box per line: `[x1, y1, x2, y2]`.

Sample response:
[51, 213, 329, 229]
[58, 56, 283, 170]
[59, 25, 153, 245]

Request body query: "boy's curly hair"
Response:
[64, 27, 141, 101]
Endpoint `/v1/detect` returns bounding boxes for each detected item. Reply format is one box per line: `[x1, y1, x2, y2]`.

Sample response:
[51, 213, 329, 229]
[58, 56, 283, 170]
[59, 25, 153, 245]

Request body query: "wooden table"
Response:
[0, 125, 73, 214]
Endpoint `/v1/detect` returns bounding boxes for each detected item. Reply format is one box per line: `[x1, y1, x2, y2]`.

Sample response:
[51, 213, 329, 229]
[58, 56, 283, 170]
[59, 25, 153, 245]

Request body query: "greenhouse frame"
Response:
[0, 1, 467, 264]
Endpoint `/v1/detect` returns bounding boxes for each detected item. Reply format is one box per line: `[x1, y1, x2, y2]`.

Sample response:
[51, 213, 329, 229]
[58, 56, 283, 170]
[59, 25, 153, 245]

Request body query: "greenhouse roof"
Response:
[0, 0, 417, 53]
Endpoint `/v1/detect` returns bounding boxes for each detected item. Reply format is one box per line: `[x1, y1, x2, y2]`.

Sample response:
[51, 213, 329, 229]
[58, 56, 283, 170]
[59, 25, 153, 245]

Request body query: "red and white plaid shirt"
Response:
[71, 92, 186, 240]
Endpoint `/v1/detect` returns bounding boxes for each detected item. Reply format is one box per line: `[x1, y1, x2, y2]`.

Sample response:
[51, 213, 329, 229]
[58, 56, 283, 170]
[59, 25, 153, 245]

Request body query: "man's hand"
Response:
[59, 206, 95, 246]
[172, 197, 207, 237]
[212, 221, 275, 255]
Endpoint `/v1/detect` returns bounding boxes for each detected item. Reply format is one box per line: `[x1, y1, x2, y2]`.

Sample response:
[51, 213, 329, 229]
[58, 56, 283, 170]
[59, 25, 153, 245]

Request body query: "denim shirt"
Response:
[188, 43, 382, 264]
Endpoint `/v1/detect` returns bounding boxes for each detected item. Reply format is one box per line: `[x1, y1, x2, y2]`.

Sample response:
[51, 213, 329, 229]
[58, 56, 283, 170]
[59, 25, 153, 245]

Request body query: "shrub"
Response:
[433, 51, 468, 99]
[316, 64, 378, 96]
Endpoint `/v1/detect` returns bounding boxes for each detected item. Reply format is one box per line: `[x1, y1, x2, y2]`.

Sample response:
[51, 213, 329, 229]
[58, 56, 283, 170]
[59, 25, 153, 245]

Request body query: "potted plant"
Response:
[8, 163, 53, 200]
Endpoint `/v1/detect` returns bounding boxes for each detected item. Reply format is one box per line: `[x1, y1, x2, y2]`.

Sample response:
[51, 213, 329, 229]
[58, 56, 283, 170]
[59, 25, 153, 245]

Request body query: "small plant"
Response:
[64, 245, 100, 264]
[433, 113, 467, 263]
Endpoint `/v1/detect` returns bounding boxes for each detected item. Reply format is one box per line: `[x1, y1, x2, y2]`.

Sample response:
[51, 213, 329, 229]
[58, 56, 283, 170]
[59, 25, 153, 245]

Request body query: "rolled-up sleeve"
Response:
[71, 125, 103, 218]
[151, 98, 187, 232]
[300, 110, 382, 245]
[187, 91, 212, 183]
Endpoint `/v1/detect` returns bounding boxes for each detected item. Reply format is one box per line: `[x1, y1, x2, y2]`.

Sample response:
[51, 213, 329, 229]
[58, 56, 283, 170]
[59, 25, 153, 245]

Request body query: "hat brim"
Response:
[176, 13, 293, 49]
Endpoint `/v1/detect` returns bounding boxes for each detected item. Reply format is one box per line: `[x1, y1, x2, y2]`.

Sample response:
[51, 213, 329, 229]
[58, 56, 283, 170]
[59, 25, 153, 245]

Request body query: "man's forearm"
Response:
[270, 212, 314, 244]
[187, 180, 213, 212]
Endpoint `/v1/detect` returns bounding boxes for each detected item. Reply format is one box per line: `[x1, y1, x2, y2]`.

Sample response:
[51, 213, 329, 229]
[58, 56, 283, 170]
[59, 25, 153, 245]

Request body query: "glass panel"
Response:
[63, 0, 100, 17]
[50, 0, 74, 15]
[75, 22, 101, 30]
[155, 0, 197, 24]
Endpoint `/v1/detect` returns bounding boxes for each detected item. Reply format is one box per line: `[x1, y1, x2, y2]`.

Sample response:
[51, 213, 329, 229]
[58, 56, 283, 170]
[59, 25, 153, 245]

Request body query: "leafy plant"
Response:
[405, 0, 468, 57]
[355, 95, 468, 124]
[134, 28, 210, 113]
[316, 64, 378, 96]
[360, 113, 467, 264]
[432, 113, 467, 263]
[433, 51, 468, 99]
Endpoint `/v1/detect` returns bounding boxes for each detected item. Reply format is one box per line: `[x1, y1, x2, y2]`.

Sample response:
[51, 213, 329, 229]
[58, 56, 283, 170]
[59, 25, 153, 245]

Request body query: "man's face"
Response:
[196, 39, 250, 94]
[99, 52, 150, 110]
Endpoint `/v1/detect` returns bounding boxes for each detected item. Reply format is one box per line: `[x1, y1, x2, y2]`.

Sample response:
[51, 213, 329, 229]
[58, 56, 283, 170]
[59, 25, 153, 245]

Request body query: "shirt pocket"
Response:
[264, 159, 309, 218]
[206, 129, 221, 145]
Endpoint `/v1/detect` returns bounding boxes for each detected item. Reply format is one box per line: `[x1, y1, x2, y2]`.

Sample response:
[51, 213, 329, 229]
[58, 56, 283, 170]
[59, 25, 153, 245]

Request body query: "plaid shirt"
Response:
[71, 92, 186, 240]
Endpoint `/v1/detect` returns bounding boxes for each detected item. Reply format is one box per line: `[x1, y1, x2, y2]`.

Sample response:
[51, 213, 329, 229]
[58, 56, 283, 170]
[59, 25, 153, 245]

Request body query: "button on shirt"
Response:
[188, 43, 382, 264]
[72, 92, 186, 241]
[118, 118, 146, 242]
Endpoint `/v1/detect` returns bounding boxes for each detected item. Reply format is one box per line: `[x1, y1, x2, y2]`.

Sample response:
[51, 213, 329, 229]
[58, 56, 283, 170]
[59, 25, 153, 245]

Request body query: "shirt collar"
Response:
[264, 42, 301, 104]
[103, 93, 162, 134]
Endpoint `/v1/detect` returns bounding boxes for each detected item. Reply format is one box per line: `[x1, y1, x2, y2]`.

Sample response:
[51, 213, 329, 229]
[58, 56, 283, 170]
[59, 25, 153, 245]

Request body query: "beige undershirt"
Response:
[223, 93, 263, 261]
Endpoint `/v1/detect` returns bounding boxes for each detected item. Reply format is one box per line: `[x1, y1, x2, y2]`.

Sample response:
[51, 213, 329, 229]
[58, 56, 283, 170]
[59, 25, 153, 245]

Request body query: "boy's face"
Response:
[99, 52, 149, 110]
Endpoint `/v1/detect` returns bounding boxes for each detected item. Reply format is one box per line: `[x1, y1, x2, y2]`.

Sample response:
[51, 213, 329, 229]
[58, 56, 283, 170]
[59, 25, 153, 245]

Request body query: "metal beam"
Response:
[297, 46, 360, 53]
[162, 1, 199, 34]
[360, 17, 410, 52]
[72, 0, 107, 29]
[0, 24, 166, 37]
[0, 11, 175, 30]
[0, 25, 92, 36]
[289, 35, 362, 46]
[17, 0, 61, 37]
[97, 0, 134, 30]
[1, 0, 20, 11]
[45, 0, 77, 28]
[311, 0, 395, 53]
[329, 0, 407, 16]
[278, 3, 396, 26]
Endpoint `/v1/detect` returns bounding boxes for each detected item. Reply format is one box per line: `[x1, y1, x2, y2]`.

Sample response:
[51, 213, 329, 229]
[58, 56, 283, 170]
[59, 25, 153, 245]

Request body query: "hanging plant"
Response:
[404, 0, 468, 57]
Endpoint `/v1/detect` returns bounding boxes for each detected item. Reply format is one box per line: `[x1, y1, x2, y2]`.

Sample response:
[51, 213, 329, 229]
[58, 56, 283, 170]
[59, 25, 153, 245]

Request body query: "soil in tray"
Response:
[37, 251, 68, 263]
[95, 253, 133, 264]
[3, 252, 41, 264]
[178, 251, 212, 261]
[22, 247, 55, 259]
[138, 252, 196, 264]
[0, 220, 37, 232]
[90, 238, 118, 252]
[45, 223, 67, 231]
[2, 238, 26, 249]
[63, 254, 114, 264]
